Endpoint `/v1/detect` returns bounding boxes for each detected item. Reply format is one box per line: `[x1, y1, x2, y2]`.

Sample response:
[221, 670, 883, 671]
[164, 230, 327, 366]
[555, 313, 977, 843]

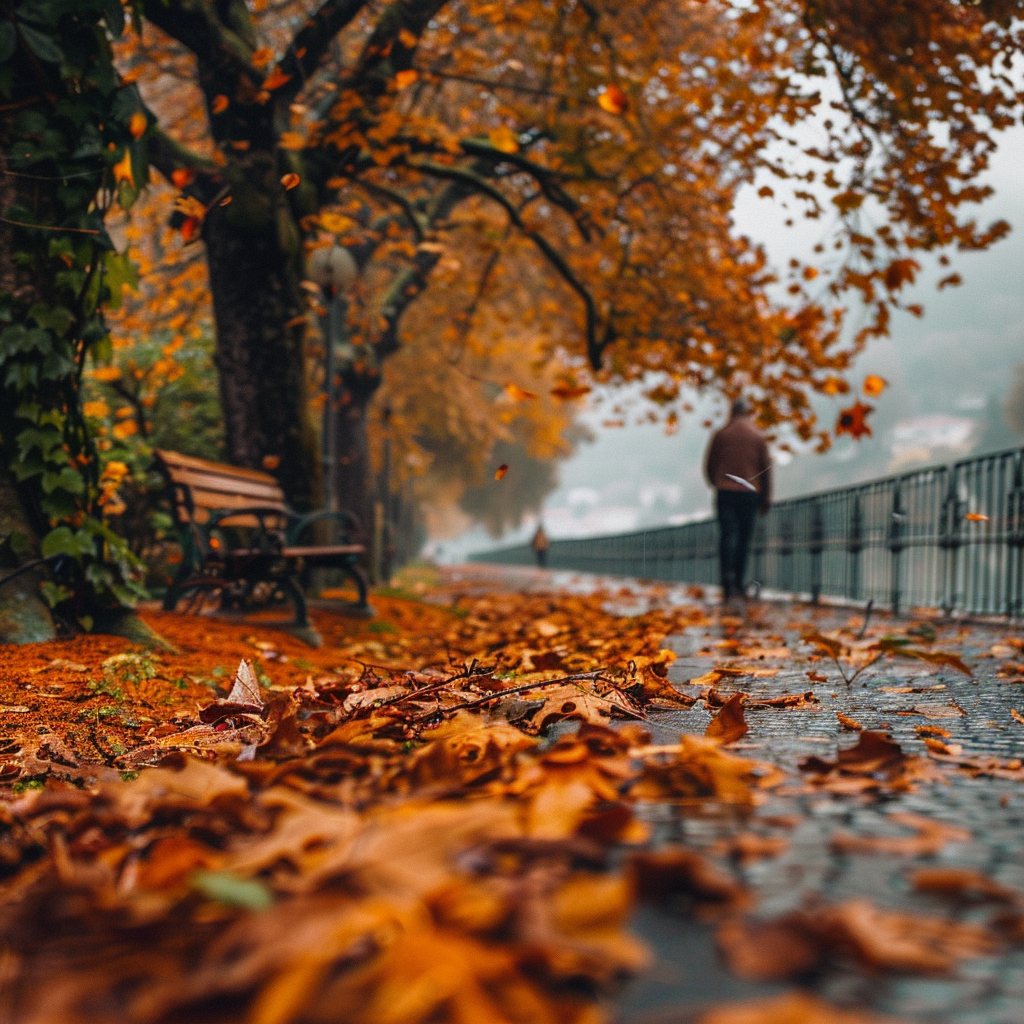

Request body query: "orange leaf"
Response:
[598, 84, 628, 114]
[398, 28, 418, 49]
[128, 112, 147, 139]
[551, 382, 592, 401]
[281, 173, 300, 190]
[964, 513, 988, 522]
[171, 168, 194, 188]
[212, 94, 229, 114]
[91, 366, 121, 383]
[252, 47, 274, 70]
[218, 195, 232, 206]
[488, 126, 519, 154]
[279, 131, 307, 151]
[262, 455, 281, 470]
[181, 216, 200, 242]
[263, 68, 293, 91]
[503, 383, 537, 402]
[821, 376, 847, 395]
[862, 374, 888, 397]
[494, 464, 509, 481]
[394, 69, 419, 90]
[835, 402, 873, 440]
[112, 150, 134, 186]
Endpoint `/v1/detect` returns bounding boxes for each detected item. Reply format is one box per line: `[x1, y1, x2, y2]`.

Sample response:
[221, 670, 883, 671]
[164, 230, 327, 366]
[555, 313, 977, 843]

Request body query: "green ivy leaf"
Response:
[0, 22, 16, 63]
[15, 22, 64, 65]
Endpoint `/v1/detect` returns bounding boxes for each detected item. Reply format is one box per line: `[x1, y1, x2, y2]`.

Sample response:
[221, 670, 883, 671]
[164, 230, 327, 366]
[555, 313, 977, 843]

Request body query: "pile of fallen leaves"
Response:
[2, 579, 1023, 1023]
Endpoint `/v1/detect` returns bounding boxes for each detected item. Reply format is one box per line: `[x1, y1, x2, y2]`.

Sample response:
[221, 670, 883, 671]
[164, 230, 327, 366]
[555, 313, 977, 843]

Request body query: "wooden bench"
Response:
[155, 450, 371, 642]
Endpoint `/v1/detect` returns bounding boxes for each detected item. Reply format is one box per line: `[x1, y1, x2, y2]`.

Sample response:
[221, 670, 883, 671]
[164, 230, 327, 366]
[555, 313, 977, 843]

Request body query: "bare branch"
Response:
[459, 138, 592, 241]
[141, 0, 258, 84]
[275, 0, 370, 106]
[350, 178, 425, 242]
[412, 160, 606, 369]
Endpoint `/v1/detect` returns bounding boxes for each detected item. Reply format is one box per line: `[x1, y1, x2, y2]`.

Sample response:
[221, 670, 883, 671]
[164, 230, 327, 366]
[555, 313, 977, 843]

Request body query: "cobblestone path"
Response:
[447, 565, 1024, 1024]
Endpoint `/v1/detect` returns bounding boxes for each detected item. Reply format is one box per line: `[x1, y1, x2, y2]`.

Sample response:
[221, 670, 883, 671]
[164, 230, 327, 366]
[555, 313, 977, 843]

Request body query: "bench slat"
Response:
[155, 449, 280, 486]
[164, 467, 286, 505]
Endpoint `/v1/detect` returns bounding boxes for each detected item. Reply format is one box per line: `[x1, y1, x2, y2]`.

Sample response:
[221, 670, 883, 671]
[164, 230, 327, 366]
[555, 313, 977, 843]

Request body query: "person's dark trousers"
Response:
[716, 489, 760, 601]
[535, 550, 548, 568]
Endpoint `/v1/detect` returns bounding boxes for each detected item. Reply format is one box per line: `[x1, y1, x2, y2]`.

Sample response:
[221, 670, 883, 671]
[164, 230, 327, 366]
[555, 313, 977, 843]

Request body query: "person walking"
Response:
[531, 523, 551, 568]
[704, 398, 771, 603]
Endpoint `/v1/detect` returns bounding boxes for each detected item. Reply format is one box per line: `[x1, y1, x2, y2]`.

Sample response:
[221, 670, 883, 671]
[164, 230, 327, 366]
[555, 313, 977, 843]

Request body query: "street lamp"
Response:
[308, 242, 357, 511]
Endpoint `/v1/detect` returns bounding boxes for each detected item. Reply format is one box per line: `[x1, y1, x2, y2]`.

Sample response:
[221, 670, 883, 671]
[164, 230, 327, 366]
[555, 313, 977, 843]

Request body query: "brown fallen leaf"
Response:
[629, 847, 749, 911]
[831, 812, 970, 857]
[717, 917, 821, 982]
[705, 692, 748, 744]
[836, 711, 862, 731]
[1011, 708, 1024, 726]
[821, 898, 996, 973]
[910, 866, 1020, 903]
[695, 991, 910, 1024]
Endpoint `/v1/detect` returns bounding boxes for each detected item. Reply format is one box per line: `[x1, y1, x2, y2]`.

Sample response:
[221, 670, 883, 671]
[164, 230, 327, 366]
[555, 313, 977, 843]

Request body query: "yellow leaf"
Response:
[394, 69, 419, 90]
[503, 383, 537, 402]
[598, 84, 628, 114]
[862, 374, 888, 397]
[112, 150, 134, 186]
[83, 401, 110, 419]
[488, 126, 519, 154]
[91, 366, 121, 383]
[279, 131, 307, 151]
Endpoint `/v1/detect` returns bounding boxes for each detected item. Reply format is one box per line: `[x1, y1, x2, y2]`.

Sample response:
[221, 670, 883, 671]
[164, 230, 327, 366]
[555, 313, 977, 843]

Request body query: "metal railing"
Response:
[472, 445, 1024, 618]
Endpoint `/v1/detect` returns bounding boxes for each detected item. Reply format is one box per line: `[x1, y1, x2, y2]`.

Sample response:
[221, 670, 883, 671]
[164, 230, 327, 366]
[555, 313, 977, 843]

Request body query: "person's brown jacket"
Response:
[704, 416, 772, 514]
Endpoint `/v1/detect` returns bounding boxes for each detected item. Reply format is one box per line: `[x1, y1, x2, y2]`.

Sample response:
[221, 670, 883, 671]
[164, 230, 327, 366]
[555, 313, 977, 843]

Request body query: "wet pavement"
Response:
[447, 564, 1024, 1024]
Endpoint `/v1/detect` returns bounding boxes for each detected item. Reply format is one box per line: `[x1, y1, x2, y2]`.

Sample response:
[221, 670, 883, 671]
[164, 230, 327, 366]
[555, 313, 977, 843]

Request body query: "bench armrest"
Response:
[202, 506, 289, 555]
[287, 509, 363, 546]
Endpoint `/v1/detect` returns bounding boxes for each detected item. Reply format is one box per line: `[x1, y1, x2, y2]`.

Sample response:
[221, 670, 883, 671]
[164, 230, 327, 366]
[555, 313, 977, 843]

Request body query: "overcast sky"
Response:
[449, 124, 1024, 558]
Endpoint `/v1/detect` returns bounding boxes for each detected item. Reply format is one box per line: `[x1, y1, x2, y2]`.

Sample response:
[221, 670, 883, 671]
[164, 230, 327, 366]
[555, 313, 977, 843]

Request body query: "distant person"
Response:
[531, 523, 550, 568]
[704, 398, 771, 603]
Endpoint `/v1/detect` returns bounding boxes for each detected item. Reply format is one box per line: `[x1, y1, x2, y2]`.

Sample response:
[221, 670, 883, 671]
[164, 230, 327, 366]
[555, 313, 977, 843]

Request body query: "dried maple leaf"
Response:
[830, 812, 970, 857]
[705, 692, 748, 744]
[696, 992, 906, 1024]
[910, 867, 1020, 904]
[835, 401, 874, 439]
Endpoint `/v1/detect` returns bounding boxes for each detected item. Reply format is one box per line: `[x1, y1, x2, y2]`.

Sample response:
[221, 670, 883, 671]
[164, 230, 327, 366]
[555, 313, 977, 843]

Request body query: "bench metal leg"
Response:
[281, 576, 323, 647]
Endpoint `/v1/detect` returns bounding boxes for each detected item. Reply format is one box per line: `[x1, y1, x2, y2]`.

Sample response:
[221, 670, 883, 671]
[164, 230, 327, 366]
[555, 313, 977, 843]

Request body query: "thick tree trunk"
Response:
[332, 391, 376, 550]
[0, 471, 57, 645]
[203, 206, 321, 511]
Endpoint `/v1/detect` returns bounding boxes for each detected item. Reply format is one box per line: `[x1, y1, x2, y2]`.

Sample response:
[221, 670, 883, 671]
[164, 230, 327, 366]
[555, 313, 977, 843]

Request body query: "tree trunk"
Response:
[203, 205, 321, 511]
[332, 390, 376, 550]
[0, 470, 57, 645]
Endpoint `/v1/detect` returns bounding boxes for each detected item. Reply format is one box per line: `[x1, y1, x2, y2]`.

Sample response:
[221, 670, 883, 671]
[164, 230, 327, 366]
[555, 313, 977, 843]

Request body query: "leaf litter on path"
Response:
[0, 576, 1017, 1022]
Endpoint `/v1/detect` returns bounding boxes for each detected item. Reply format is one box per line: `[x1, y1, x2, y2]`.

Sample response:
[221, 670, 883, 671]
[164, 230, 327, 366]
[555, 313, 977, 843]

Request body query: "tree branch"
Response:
[412, 160, 606, 369]
[350, 178, 425, 242]
[276, 0, 370, 107]
[147, 126, 222, 184]
[459, 138, 592, 241]
[141, 0, 258, 84]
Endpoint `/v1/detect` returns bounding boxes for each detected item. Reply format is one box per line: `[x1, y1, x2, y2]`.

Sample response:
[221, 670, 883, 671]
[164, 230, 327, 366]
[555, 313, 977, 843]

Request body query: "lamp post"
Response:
[307, 243, 357, 511]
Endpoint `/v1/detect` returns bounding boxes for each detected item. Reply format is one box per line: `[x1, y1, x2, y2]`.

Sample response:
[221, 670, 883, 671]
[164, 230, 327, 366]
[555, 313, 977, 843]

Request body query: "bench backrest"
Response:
[155, 450, 289, 529]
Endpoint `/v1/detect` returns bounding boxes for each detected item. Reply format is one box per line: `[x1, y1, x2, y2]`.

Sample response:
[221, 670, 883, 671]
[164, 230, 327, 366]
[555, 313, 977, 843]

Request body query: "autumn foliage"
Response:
[93, 0, 1024, 520]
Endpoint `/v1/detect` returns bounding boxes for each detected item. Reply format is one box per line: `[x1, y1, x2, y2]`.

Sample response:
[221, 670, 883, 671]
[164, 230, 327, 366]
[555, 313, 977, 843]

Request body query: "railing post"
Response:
[939, 470, 963, 617]
[1007, 451, 1024, 620]
[888, 483, 905, 617]
[848, 495, 863, 601]
[780, 512, 794, 593]
[809, 499, 824, 604]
